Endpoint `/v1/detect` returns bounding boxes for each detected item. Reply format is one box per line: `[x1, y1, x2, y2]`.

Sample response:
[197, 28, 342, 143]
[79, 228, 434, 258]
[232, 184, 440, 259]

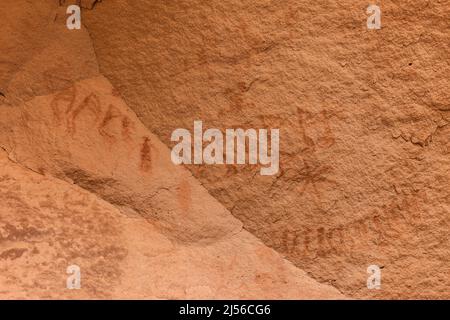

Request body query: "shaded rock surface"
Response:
[0, 75, 343, 298]
[1, 0, 449, 299]
[0, 0, 344, 299]
[81, 0, 450, 298]
[0, 142, 341, 299]
[0, 1, 98, 106]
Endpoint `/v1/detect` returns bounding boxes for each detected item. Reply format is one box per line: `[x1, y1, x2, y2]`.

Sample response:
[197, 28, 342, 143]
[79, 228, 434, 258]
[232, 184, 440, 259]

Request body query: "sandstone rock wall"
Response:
[81, 0, 450, 298]
[0, 0, 449, 299]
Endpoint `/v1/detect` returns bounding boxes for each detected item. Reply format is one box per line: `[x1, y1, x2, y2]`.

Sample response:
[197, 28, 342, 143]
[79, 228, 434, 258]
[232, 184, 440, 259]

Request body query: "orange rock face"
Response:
[0, 0, 449, 299]
[0, 76, 342, 299]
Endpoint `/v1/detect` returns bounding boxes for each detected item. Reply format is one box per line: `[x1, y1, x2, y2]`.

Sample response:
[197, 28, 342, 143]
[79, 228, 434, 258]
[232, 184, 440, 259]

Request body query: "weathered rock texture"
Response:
[0, 78, 342, 299]
[0, 1, 98, 106]
[0, 0, 448, 299]
[0, 0, 343, 297]
[80, 0, 450, 299]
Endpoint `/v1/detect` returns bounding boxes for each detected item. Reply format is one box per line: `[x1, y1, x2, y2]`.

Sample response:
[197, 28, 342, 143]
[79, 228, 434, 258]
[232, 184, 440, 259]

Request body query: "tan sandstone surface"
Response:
[0, 0, 449, 299]
[0, 77, 342, 299]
